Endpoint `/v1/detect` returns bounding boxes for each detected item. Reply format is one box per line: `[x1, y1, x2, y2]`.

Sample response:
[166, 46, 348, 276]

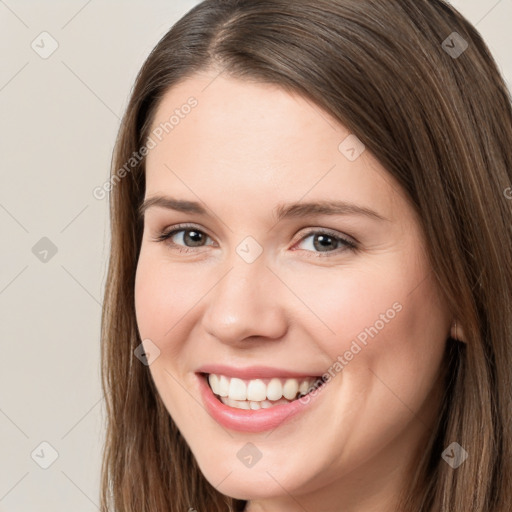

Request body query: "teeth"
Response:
[207, 373, 318, 406]
[267, 378, 283, 401]
[220, 396, 291, 410]
[299, 380, 310, 396]
[208, 374, 219, 394]
[247, 379, 267, 401]
[228, 377, 247, 400]
[218, 375, 229, 397]
[283, 378, 299, 400]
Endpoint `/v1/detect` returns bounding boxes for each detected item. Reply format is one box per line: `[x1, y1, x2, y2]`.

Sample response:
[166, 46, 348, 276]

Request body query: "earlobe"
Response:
[451, 319, 466, 343]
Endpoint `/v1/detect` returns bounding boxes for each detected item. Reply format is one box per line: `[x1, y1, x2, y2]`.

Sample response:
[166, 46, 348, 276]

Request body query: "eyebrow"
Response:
[138, 195, 389, 222]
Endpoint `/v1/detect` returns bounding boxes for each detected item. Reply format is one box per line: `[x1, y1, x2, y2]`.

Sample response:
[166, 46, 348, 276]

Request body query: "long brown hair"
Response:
[99, 1, 512, 510]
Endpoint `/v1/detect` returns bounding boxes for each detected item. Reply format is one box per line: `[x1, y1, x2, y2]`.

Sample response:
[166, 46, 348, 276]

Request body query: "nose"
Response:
[200, 255, 289, 346]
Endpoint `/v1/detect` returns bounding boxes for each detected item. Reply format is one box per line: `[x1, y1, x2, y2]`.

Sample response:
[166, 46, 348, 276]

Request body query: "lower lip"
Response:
[197, 373, 323, 432]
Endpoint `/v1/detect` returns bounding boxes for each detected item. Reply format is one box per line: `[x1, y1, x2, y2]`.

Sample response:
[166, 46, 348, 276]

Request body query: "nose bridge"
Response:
[201, 250, 287, 343]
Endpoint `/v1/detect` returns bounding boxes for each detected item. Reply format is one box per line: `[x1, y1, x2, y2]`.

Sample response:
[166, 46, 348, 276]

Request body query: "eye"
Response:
[292, 228, 357, 257]
[153, 224, 214, 253]
[153, 224, 357, 257]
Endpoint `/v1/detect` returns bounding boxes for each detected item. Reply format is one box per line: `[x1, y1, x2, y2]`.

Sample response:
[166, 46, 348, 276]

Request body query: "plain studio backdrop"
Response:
[0, 1, 511, 510]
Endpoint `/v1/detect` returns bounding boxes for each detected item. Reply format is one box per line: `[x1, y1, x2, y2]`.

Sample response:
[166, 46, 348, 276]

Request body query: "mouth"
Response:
[201, 372, 324, 410]
[196, 368, 328, 432]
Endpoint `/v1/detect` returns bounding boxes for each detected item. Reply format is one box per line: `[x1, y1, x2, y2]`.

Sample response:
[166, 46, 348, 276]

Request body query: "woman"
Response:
[100, 1, 512, 510]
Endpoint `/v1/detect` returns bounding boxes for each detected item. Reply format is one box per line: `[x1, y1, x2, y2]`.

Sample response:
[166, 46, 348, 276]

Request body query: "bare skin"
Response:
[134, 70, 455, 512]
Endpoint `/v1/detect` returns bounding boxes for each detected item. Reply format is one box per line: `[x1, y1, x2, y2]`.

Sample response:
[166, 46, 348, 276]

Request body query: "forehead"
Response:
[144, 72, 408, 224]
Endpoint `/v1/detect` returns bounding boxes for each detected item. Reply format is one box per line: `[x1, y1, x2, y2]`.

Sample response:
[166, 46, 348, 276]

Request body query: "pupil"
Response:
[185, 230, 203, 246]
[314, 234, 335, 252]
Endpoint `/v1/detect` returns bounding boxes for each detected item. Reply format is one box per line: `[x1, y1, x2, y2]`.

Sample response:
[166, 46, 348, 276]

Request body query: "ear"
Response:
[450, 320, 467, 343]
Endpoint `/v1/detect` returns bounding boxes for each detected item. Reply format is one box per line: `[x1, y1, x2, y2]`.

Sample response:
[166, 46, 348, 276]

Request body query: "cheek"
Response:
[134, 253, 200, 417]
[134, 255, 165, 341]
[282, 262, 406, 354]
[305, 260, 449, 444]
[367, 277, 449, 390]
[134, 251, 204, 342]
[285, 255, 448, 377]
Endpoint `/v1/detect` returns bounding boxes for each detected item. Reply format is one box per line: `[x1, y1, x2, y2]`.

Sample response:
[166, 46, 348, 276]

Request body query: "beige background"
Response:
[0, 1, 511, 510]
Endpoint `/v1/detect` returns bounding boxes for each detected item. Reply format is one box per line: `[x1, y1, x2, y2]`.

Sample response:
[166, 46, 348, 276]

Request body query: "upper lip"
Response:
[196, 364, 321, 380]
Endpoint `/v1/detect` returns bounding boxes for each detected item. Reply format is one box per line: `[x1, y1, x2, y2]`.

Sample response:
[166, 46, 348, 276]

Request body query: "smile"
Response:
[207, 373, 320, 410]
[196, 368, 327, 432]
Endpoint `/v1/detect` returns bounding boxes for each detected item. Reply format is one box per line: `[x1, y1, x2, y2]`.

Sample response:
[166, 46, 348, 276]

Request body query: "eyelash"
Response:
[153, 223, 358, 258]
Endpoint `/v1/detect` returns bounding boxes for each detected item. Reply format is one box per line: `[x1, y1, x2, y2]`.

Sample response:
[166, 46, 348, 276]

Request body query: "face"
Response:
[134, 71, 452, 510]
